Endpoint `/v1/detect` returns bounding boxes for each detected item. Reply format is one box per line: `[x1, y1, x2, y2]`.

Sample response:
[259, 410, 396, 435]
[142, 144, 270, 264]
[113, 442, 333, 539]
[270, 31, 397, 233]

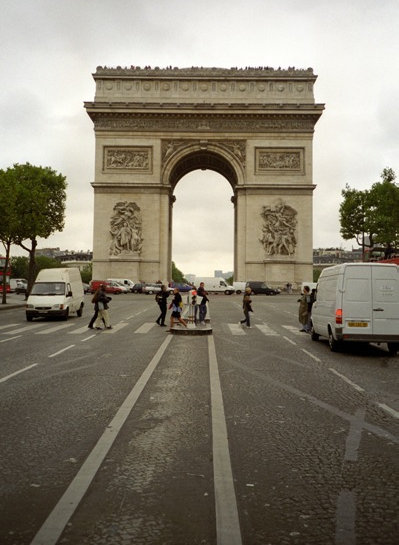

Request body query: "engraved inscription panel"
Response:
[255, 148, 304, 174]
[103, 146, 152, 172]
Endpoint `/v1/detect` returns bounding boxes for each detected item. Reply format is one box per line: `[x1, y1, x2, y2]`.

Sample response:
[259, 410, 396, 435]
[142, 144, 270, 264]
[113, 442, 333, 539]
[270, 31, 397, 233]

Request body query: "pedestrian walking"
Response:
[155, 285, 169, 326]
[298, 285, 310, 332]
[195, 282, 209, 325]
[167, 287, 187, 330]
[88, 288, 105, 329]
[306, 288, 316, 332]
[94, 285, 112, 330]
[239, 287, 253, 328]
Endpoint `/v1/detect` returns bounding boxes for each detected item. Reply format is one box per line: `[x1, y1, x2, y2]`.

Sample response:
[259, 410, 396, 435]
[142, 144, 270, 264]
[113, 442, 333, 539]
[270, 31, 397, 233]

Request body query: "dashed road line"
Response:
[228, 324, 246, 336]
[283, 336, 296, 346]
[336, 489, 356, 545]
[0, 335, 22, 343]
[36, 323, 74, 334]
[48, 345, 75, 358]
[0, 323, 18, 330]
[281, 325, 303, 336]
[135, 322, 156, 334]
[377, 403, 399, 419]
[255, 323, 278, 336]
[328, 368, 365, 393]
[0, 363, 38, 383]
[4, 323, 45, 334]
[301, 348, 321, 362]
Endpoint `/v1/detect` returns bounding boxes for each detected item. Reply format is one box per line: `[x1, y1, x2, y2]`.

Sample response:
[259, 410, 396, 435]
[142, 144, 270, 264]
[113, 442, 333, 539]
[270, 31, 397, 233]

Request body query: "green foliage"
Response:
[313, 268, 322, 282]
[339, 168, 399, 250]
[225, 275, 234, 285]
[80, 263, 92, 283]
[171, 261, 186, 283]
[1, 163, 67, 293]
[10, 256, 29, 279]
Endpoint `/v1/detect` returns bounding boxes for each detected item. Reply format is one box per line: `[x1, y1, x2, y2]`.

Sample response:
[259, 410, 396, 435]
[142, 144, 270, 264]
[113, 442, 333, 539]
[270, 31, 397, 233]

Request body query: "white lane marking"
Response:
[328, 368, 365, 393]
[281, 325, 303, 336]
[36, 323, 74, 334]
[31, 335, 172, 545]
[377, 403, 399, 419]
[105, 322, 129, 334]
[255, 324, 278, 336]
[4, 323, 45, 334]
[344, 408, 365, 462]
[208, 336, 242, 545]
[228, 324, 246, 336]
[335, 489, 356, 545]
[81, 335, 96, 342]
[0, 364, 38, 383]
[283, 336, 296, 346]
[134, 322, 156, 334]
[69, 325, 94, 334]
[0, 323, 18, 330]
[0, 335, 22, 344]
[48, 345, 75, 358]
[301, 349, 321, 362]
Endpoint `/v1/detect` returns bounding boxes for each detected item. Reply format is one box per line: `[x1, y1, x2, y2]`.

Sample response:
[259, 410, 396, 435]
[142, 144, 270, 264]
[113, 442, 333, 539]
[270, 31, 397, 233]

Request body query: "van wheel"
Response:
[310, 324, 319, 341]
[328, 329, 341, 352]
[77, 304, 83, 317]
[26, 313, 33, 322]
[236, 290, 242, 294]
[387, 343, 399, 356]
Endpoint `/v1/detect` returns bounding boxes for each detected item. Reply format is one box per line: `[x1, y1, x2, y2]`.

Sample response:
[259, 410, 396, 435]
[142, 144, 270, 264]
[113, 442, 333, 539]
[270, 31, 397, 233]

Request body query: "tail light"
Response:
[335, 308, 343, 324]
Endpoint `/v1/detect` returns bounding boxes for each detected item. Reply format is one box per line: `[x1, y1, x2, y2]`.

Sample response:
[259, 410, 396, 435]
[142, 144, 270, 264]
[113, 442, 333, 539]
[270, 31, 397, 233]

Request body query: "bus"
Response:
[0, 256, 11, 292]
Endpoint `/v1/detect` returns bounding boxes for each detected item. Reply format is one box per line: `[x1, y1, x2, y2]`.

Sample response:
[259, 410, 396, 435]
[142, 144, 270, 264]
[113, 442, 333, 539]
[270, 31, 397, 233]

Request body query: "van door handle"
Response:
[373, 308, 384, 311]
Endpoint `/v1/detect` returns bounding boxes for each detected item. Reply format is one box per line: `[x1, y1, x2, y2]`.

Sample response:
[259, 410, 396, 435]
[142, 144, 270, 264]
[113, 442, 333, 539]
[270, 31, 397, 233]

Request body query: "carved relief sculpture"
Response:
[260, 201, 297, 256]
[109, 201, 143, 256]
[255, 148, 304, 174]
[104, 147, 152, 172]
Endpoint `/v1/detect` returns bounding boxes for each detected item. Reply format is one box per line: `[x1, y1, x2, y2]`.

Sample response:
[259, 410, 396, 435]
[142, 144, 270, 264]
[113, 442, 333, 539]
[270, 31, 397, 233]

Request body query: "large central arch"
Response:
[85, 66, 324, 285]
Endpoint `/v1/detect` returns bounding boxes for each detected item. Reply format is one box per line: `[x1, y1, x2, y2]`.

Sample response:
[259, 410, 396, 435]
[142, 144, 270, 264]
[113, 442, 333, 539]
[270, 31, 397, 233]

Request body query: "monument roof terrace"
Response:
[91, 66, 320, 105]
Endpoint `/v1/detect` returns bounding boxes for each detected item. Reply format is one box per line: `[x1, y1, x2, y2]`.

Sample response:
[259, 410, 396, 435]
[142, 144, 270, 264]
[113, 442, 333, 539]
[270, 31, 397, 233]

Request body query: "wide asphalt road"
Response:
[0, 293, 398, 545]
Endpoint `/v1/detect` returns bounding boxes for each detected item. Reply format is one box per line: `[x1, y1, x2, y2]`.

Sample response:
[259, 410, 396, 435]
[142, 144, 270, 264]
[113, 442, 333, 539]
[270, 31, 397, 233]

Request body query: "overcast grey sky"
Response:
[1, 0, 398, 276]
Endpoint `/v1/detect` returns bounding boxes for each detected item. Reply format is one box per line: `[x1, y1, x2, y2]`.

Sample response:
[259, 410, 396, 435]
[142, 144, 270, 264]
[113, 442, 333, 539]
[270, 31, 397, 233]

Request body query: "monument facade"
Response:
[85, 66, 324, 285]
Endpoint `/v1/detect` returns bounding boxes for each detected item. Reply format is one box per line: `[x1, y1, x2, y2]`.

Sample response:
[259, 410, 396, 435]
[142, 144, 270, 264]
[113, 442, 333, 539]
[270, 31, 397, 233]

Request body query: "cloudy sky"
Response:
[1, 0, 398, 276]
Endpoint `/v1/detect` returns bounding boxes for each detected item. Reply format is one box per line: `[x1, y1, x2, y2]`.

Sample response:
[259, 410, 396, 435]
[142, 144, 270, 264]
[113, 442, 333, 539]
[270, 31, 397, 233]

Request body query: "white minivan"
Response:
[195, 277, 234, 295]
[107, 278, 135, 292]
[311, 263, 399, 355]
[26, 268, 84, 321]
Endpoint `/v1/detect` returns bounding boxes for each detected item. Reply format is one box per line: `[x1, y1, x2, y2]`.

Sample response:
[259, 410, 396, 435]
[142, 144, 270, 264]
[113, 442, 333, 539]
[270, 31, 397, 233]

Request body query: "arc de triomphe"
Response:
[84, 66, 324, 285]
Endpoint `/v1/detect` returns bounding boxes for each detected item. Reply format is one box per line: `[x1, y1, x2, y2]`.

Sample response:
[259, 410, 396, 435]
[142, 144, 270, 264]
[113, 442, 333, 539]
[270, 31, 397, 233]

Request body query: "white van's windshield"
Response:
[31, 282, 66, 296]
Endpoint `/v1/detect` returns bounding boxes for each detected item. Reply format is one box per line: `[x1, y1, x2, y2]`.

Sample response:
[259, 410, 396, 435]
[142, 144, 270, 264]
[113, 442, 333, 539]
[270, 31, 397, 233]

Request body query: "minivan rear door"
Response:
[371, 265, 399, 335]
[342, 266, 373, 335]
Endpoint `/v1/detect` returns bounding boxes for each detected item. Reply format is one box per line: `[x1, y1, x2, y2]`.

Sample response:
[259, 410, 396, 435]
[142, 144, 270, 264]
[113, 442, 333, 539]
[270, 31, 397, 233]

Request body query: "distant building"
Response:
[214, 270, 233, 279]
[313, 247, 363, 266]
[36, 248, 93, 271]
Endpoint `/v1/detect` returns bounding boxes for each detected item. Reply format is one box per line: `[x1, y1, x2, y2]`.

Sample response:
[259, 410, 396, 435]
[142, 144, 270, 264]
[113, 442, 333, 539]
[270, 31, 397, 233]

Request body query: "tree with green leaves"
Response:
[0, 163, 67, 299]
[171, 261, 186, 283]
[0, 168, 21, 303]
[339, 168, 399, 256]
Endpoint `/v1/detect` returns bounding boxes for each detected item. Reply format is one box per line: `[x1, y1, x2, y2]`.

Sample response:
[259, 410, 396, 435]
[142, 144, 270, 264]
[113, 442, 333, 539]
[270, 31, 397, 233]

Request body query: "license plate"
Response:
[347, 321, 368, 327]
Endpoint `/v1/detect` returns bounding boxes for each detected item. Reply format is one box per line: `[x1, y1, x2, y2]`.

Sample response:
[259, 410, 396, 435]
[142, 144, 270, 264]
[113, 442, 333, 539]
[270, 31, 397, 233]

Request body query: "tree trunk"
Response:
[1, 241, 11, 305]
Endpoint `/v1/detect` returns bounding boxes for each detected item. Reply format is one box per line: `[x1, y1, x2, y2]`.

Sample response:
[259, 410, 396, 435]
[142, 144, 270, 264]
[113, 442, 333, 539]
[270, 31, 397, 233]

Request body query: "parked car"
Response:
[246, 281, 280, 295]
[233, 281, 246, 294]
[132, 283, 145, 293]
[169, 282, 193, 292]
[89, 280, 124, 295]
[15, 279, 28, 294]
[106, 278, 135, 292]
[143, 283, 163, 294]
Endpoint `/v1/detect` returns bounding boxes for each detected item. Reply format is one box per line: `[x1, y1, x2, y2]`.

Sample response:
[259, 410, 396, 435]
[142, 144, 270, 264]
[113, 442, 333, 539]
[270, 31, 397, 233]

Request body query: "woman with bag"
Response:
[94, 285, 112, 330]
[167, 287, 187, 331]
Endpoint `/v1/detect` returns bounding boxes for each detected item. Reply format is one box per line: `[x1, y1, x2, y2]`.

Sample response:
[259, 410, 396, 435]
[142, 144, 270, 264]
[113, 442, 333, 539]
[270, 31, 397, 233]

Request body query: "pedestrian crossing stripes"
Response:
[255, 324, 279, 336]
[134, 322, 156, 334]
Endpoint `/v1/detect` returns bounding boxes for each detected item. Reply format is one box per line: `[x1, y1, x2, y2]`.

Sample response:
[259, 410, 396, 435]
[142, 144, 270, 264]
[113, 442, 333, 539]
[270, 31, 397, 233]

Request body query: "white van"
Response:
[233, 281, 246, 294]
[107, 278, 135, 292]
[311, 263, 399, 355]
[26, 268, 84, 321]
[195, 277, 234, 295]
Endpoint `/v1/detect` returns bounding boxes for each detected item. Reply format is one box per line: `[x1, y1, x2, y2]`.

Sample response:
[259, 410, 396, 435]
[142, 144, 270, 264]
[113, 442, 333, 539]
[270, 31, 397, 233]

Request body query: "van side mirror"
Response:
[67, 291, 73, 297]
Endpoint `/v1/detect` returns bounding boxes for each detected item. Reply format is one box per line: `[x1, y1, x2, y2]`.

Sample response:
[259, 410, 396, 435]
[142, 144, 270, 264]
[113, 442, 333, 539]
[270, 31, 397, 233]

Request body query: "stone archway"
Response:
[85, 66, 324, 285]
